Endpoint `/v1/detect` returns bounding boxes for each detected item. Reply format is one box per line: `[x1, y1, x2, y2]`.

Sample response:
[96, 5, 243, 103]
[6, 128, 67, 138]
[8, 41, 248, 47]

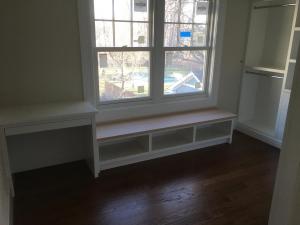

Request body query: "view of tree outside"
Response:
[98, 52, 150, 101]
[94, 0, 210, 101]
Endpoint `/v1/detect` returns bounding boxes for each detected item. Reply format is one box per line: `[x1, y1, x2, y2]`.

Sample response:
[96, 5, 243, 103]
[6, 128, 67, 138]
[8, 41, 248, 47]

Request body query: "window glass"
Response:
[94, 0, 150, 48]
[94, 0, 113, 20]
[133, 23, 149, 47]
[164, 0, 209, 47]
[115, 22, 131, 47]
[114, 0, 131, 20]
[133, 0, 149, 21]
[98, 52, 150, 101]
[164, 51, 206, 95]
[165, 0, 180, 23]
[95, 21, 113, 47]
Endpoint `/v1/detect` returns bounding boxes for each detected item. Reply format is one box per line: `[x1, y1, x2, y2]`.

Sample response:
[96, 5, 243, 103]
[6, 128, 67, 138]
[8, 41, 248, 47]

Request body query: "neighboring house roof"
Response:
[168, 72, 202, 94]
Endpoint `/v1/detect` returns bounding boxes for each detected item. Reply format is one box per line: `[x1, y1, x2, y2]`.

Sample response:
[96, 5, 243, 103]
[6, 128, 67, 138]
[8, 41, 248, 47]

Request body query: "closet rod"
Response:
[254, 3, 296, 10]
[245, 71, 284, 79]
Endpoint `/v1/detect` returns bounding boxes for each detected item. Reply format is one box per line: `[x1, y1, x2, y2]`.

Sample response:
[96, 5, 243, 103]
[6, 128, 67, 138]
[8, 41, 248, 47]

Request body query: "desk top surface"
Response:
[0, 101, 97, 127]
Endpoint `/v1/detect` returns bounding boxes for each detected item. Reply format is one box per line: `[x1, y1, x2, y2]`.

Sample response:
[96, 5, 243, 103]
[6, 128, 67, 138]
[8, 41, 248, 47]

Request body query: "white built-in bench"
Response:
[96, 108, 236, 170]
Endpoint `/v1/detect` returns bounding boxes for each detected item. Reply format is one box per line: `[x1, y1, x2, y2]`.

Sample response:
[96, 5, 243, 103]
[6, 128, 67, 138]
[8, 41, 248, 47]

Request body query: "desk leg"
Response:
[0, 128, 14, 197]
[91, 117, 100, 178]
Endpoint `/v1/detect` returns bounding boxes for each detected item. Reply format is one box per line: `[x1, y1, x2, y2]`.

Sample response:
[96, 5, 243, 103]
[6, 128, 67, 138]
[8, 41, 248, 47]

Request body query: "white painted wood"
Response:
[97, 112, 234, 171]
[0, 128, 13, 225]
[0, 129, 14, 197]
[99, 137, 230, 170]
[245, 0, 295, 70]
[268, 15, 300, 224]
[0, 101, 97, 127]
[97, 108, 236, 141]
[276, 0, 299, 146]
[0, 101, 99, 177]
[238, 0, 297, 147]
[90, 116, 100, 177]
[77, 0, 97, 105]
[5, 118, 91, 136]
[245, 66, 285, 77]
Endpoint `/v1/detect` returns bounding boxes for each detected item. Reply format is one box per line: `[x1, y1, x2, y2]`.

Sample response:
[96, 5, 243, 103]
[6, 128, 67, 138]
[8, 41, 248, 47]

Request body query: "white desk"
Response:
[0, 101, 99, 196]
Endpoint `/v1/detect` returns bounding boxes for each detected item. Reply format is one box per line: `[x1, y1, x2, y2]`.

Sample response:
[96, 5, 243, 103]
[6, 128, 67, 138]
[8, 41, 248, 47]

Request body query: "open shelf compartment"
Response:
[195, 121, 232, 142]
[99, 135, 149, 161]
[245, 0, 295, 70]
[238, 71, 283, 137]
[152, 127, 193, 151]
[291, 30, 300, 60]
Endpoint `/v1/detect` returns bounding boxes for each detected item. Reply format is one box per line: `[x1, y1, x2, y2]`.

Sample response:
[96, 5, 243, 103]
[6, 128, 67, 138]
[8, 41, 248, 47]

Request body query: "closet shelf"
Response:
[245, 66, 285, 78]
[295, 27, 300, 31]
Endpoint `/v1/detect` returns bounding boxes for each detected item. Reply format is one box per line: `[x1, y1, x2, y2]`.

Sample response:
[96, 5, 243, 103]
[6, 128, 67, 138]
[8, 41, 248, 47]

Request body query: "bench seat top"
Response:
[96, 108, 236, 141]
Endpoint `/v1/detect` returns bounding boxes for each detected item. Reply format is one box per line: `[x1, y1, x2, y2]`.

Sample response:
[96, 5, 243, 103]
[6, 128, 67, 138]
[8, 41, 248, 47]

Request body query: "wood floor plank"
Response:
[13, 132, 279, 225]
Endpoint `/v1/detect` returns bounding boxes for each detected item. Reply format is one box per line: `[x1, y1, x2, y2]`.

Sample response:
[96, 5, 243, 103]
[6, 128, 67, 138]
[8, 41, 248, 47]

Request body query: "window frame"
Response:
[93, 0, 215, 105]
[77, 0, 225, 121]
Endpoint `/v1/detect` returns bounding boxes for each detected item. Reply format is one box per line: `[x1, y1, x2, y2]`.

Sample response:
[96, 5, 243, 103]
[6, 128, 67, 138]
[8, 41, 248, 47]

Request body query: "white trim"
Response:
[77, 0, 98, 105]
[99, 137, 230, 170]
[236, 122, 282, 148]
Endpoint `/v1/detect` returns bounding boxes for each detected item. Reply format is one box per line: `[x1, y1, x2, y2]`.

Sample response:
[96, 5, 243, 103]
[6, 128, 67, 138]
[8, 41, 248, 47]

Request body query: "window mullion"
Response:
[112, 0, 115, 46]
[130, 0, 133, 47]
[152, 0, 165, 101]
[191, 0, 196, 45]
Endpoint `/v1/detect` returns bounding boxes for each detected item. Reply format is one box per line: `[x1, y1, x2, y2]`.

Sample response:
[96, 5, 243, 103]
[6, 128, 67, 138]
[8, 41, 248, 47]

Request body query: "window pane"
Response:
[115, 22, 131, 47]
[98, 51, 150, 101]
[133, 23, 148, 47]
[133, 0, 149, 21]
[94, 0, 113, 20]
[164, 24, 179, 47]
[165, 0, 180, 22]
[194, 1, 209, 23]
[192, 24, 207, 46]
[179, 24, 192, 47]
[164, 51, 206, 95]
[95, 21, 113, 47]
[164, 24, 206, 47]
[180, 0, 194, 23]
[114, 0, 131, 20]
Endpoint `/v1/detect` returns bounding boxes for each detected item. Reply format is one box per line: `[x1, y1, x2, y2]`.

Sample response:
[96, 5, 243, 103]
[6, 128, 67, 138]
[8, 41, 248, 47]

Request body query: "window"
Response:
[164, 0, 210, 95]
[92, 0, 214, 103]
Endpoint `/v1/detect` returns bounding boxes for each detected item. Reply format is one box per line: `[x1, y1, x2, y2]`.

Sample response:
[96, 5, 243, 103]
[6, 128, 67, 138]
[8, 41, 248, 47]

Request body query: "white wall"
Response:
[218, 0, 251, 113]
[0, 0, 83, 106]
[268, 46, 300, 225]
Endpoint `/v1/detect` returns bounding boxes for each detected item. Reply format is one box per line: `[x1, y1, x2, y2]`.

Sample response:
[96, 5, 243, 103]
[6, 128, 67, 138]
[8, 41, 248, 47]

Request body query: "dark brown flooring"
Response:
[14, 132, 279, 225]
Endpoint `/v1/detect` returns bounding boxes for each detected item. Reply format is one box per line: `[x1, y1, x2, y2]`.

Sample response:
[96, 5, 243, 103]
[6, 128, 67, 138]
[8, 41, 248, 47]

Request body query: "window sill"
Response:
[95, 94, 217, 122]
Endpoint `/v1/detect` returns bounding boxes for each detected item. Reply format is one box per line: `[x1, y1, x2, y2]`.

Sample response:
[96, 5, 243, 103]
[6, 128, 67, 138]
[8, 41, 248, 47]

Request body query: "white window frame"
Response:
[77, 0, 226, 122]
[94, 0, 154, 104]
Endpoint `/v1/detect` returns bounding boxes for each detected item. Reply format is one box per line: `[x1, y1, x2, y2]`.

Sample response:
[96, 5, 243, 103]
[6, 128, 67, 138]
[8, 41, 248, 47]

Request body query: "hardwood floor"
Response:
[13, 132, 279, 225]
